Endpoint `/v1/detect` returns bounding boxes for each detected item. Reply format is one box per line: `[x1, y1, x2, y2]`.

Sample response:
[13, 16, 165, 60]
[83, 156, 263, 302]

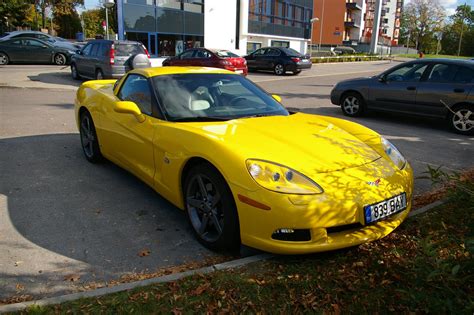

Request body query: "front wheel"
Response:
[449, 105, 474, 135]
[54, 53, 67, 65]
[341, 92, 365, 117]
[95, 69, 104, 80]
[71, 63, 80, 80]
[274, 63, 285, 75]
[0, 52, 9, 65]
[184, 163, 240, 251]
[80, 111, 103, 163]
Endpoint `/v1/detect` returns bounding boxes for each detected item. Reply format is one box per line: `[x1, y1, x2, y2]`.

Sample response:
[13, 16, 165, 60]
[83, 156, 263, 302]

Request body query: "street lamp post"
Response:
[310, 17, 320, 58]
[103, 0, 115, 40]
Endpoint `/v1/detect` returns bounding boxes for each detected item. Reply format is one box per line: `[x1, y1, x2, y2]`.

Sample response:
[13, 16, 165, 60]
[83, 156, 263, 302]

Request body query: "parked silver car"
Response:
[0, 31, 80, 51]
[331, 59, 474, 135]
[70, 40, 150, 80]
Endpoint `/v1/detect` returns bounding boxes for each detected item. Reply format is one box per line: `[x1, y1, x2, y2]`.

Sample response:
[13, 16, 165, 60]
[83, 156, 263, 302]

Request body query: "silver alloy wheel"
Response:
[452, 109, 473, 132]
[186, 174, 223, 243]
[274, 64, 285, 75]
[80, 115, 95, 158]
[0, 53, 8, 65]
[343, 96, 360, 115]
[54, 53, 66, 65]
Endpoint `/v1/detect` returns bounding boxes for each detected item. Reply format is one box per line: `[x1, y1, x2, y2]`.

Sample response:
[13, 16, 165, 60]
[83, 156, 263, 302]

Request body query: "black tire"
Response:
[341, 92, 366, 117]
[0, 52, 9, 65]
[79, 111, 103, 163]
[184, 163, 240, 251]
[95, 69, 104, 80]
[448, 104, 474, 136]
[71, 63, 81, 80]
[274, 63, 285, 75]
[54, 53, 67, 65]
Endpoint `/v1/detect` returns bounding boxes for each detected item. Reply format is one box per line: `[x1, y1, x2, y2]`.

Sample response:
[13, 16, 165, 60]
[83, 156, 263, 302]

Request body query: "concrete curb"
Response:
[0, 200, 443, 313]
[0, 253, 273, 313]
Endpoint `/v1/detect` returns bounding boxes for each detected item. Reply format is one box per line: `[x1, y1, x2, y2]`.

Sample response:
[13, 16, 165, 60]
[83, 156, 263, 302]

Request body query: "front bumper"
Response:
[231, 160, 414, 255]
[330, 87, 342, 105]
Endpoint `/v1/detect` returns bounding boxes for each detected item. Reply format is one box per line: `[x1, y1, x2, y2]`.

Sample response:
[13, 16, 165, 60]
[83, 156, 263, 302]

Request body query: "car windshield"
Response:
[215, 50, 239, 58]
[280, 47, 302, 57]
[152, 74, 288, 121]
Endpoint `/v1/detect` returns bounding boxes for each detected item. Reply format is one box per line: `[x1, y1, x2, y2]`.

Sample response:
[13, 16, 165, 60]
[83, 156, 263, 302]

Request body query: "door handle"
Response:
[454, 88, 465, 93]
[407, 86, 416, 91]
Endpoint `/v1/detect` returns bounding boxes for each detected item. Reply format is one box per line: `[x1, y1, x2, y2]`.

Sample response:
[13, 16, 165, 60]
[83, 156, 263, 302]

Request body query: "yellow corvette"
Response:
[75, 67, 413, 254]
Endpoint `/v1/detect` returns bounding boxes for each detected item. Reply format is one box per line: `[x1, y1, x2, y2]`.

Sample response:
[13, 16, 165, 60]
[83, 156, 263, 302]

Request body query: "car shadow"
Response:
[27, 71, 81, 88]
[0, 133, 215, 299]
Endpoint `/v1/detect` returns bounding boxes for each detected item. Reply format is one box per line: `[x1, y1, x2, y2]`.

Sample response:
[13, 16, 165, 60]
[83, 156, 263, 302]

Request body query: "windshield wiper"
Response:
[171, 116, 230, 122]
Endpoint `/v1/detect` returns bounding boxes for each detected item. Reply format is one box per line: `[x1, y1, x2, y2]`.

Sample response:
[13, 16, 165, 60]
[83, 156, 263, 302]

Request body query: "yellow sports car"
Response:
[75, 67, 413, 254]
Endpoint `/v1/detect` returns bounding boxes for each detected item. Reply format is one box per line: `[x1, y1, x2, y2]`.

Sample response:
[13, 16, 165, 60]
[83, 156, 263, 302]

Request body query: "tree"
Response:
[441, 4, 474, 56]
[0, 0, 33, 33]
[401, 0, 446, 52]
[81, 8, 102, 39]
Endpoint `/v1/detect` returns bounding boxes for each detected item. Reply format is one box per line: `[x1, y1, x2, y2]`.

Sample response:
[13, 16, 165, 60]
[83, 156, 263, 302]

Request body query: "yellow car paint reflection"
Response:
[75, 67, 414, 254]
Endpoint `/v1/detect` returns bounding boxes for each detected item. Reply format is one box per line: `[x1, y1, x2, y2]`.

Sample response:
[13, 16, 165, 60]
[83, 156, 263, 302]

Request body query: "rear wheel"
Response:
[341, 92, 365, 117]
[449, 105, 474, 135]
[71, 63, 80, 80]
[80, 111, 103, 163]
[184, 163, 240, 251]
[54, 53, 67, 65]
[0, 52, 9, 65]
[95, 69, 104, 80]
[274, 63, 285, 75]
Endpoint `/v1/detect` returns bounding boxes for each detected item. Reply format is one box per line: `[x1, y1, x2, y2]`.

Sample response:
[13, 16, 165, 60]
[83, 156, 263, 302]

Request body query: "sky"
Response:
[82, 0, 473, 14]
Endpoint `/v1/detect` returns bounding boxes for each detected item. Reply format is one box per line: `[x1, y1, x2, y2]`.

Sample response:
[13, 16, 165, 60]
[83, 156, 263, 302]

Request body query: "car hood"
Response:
[52, 41, 79, 50]
[337, 76, 375, 86]
[185, 113, 381, 174]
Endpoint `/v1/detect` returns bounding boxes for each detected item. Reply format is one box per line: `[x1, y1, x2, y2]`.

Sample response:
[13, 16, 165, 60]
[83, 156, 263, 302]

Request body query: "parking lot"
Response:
[0, 61, 473, 301]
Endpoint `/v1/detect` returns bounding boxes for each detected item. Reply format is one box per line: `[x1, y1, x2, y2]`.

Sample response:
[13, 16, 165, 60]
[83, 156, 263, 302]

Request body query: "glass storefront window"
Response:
[156, 0, 181, 9]
[124, 0, 153, 5]
[158, 34, 184, 57]
[184, 11, 204, 34]
[183, 0, 203, 13]
[156, 8, 184, 33]
[125, 32, 149, 50]
[271, 40, 289, 48]
[124, 4, 156, 32]
[247, 42, 262, 54]
[184, 35, 203, 50]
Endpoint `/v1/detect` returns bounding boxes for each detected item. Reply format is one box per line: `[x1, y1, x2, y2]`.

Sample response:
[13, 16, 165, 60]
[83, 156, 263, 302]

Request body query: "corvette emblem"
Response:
[367, 179, 381, 187]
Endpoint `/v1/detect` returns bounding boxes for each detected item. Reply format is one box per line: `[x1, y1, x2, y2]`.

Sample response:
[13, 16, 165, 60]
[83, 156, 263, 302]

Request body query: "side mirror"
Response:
[114, 101, 145, 123]
[272, 94, 282, 102]
[76, 50, 82, 55]
[378, 75, 386, 83]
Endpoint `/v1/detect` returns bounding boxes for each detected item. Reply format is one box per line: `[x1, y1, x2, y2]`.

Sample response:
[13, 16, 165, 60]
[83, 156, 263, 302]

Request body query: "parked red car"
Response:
[162, 48, 248, 75]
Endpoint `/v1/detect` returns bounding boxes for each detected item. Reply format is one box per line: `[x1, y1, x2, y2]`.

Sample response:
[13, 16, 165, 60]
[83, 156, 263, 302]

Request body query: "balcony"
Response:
[344, 18, 360, 28]
[346, 1, 362, 10]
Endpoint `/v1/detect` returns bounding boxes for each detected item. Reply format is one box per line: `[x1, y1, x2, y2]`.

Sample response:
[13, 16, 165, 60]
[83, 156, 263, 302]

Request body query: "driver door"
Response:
[101, 74, 157, 186]
[369, 62, 430, 114]
[22, 39, 53, 63]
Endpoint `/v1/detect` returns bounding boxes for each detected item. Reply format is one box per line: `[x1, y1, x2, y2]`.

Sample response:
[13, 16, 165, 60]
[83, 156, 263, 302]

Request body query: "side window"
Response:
[453, 67, 474, 84]
[90, 43, 100, 56]
[195, 50, 211, 58]
[426, 64, 458, 83]
[82, 44, 93, 56]
[265, 49, 281, 56]
[180, 50, 195, 59]
[23, 39, 45, 47]
[386, 63, 429, 82]
[252, 49, 266, 56]
[99, 43, 109, 56]
[118, 74, 153, 115]
[10, 40, 22, 46]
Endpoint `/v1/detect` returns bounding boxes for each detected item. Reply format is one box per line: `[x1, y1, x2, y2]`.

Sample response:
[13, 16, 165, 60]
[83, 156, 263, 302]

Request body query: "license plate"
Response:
[364, 193, 407, 224]
[235, 70, 244, 74]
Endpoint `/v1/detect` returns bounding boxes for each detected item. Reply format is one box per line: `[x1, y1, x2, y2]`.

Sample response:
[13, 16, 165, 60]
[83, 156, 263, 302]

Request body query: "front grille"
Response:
[271, 229, 311, 242]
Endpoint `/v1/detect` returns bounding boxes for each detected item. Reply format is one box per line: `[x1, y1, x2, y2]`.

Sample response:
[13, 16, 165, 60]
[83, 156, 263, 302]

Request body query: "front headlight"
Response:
[246, 159, 323, 194]
[381, 137, 406, 169]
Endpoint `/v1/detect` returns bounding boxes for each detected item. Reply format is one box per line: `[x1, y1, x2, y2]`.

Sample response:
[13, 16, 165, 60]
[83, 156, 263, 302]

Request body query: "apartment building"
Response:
[311, 0, 402, 47]
[116, 0, 313, 57]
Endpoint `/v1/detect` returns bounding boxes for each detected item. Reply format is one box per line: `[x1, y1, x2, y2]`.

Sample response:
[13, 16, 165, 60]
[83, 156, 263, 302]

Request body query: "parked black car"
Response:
[245, 47, 312, 75]
[330, 59, 474, 135]
[0, 31, 81, 50]
[0, 37, 73, 65]
[70, 39, 150, 80]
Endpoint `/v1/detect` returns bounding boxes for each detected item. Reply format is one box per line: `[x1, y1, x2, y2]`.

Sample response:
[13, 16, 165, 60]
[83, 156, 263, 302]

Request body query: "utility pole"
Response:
[369, 0, 383, 54]
[457, 2, 467, 56]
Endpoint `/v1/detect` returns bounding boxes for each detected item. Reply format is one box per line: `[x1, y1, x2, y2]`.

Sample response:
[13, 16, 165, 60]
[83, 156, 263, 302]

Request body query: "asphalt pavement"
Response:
[0, 61, 472, 301]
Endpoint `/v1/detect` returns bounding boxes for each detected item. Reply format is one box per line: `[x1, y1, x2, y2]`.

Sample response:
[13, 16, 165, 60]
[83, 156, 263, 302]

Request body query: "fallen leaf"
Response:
[14, 261, 23, 267]
[64, 274, 81, 282]
[15, 284, 25, 292]
[138, 249, 151, 257]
